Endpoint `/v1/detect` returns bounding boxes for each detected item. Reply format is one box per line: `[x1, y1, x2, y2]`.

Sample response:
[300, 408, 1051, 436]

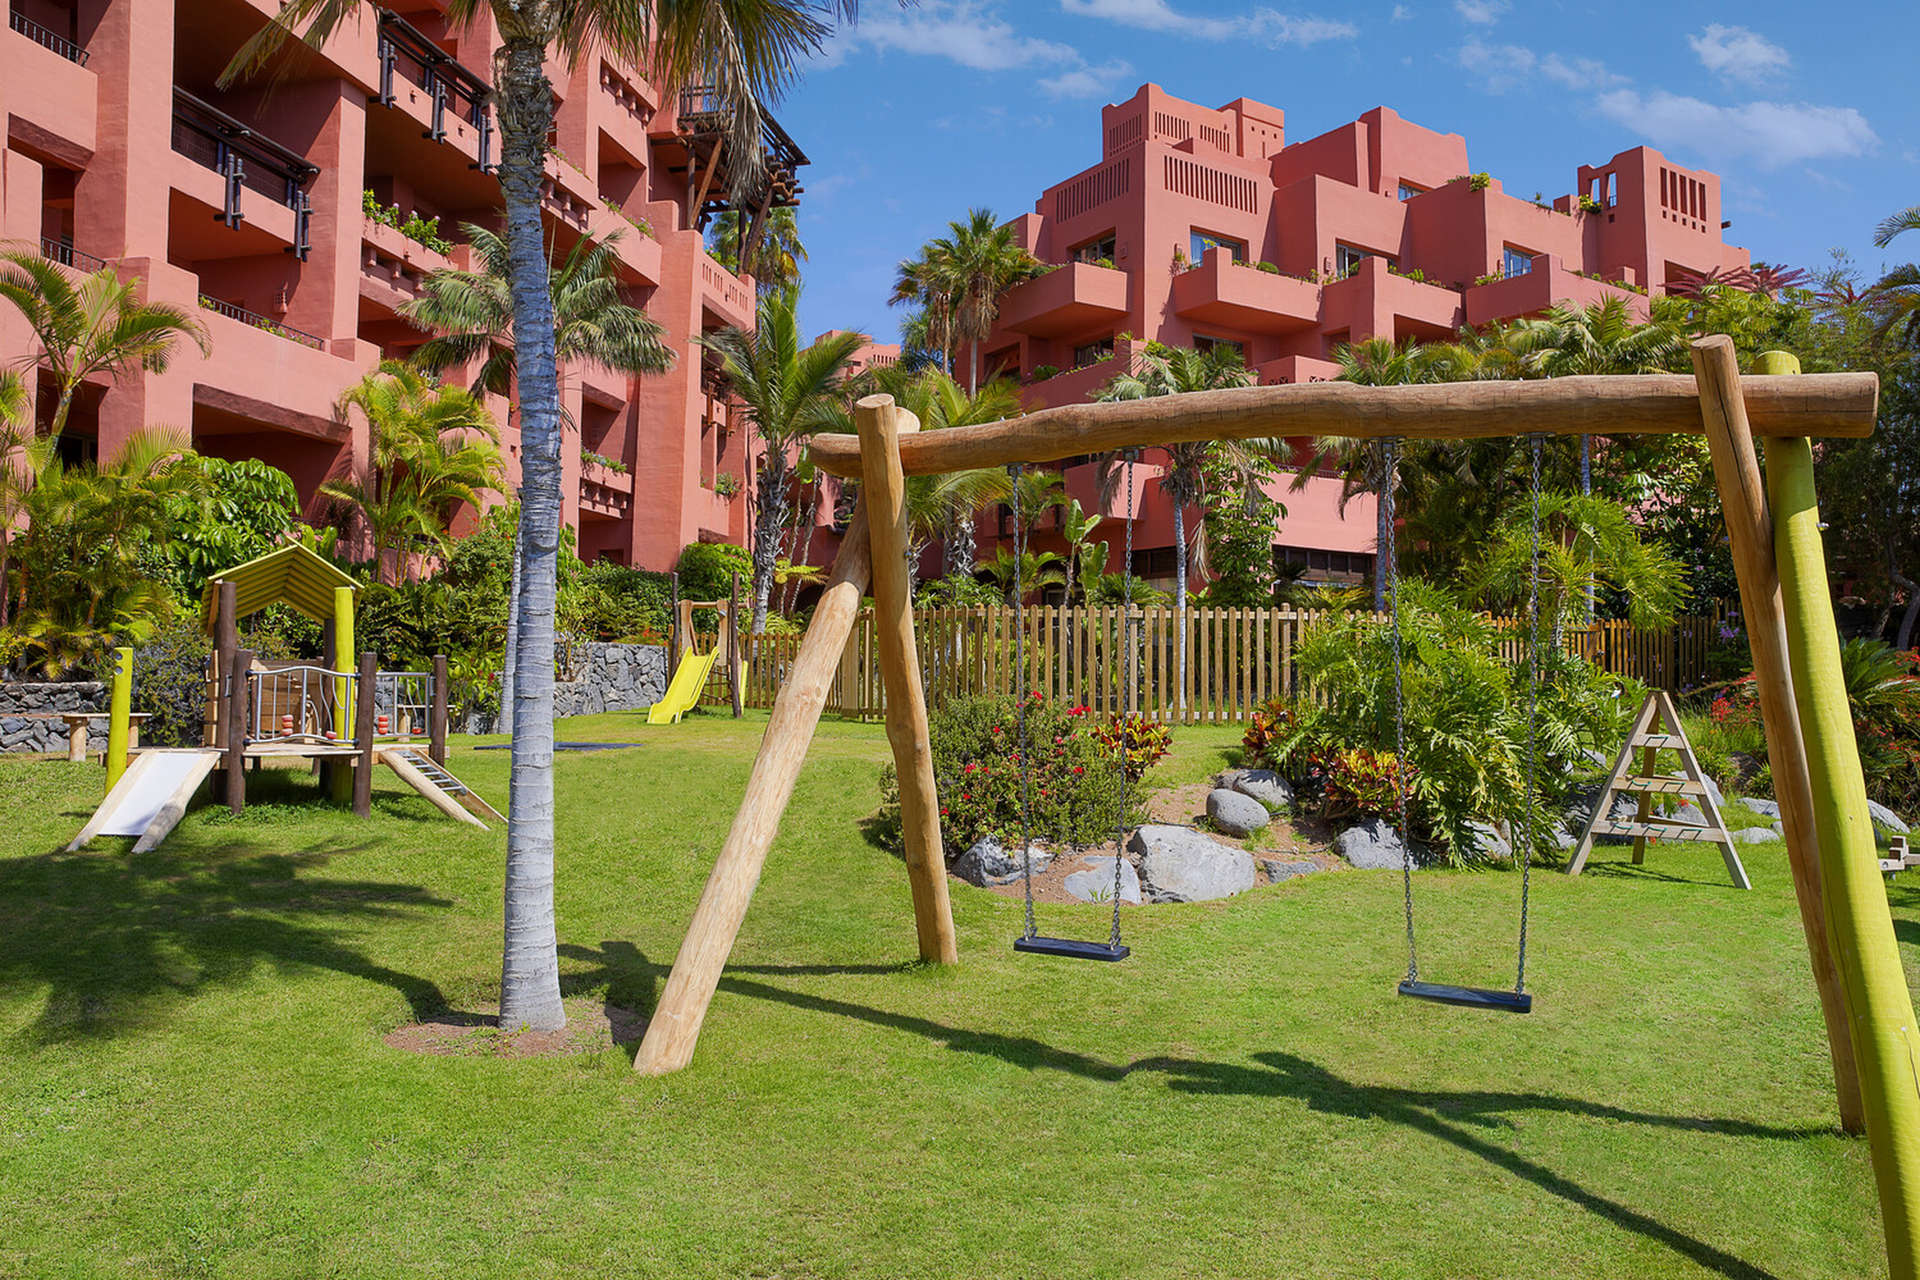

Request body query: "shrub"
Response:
[877, 693, 1132, 853]
[1027, 364, 1060, 383]
[1241, 698, 1331, 778]
[133, 619, 297, 747]
[1256, 260, 1282, 274]
[916, 573, 1001, 608]
[676, 541, 752, 601]
[1090, 713, 1173, 783]
[1321, 748, 1415, 825]
[567, 561, 672, 642]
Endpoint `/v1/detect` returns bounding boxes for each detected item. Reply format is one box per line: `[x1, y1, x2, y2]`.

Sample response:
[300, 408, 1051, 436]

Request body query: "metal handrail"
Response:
[243, 666, 436, 741]
[10, 10, 89, 65]
[196, 295, 326, 350]
[376, 8, 491, 167]
[40, 237, 105, 272]
[171, 88, 318, 200]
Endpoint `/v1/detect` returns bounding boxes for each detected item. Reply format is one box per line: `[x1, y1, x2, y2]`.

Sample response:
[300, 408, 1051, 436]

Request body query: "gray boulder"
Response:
[1563, 781, 1638, 844]
[1063, 856, 1141, 904]
[1336, 818, 1412, 871]
[1466, 820, 1511, 860]
[1260, 858, 1322, 884]
[1219, 768, 1293, 809]
[951, 837, 1051, 887]
[1869, 801, 1910, 837]
[1206, 788, 1271, 837]
[1670, 771, 1725, 808]
[1743, 798, 1782, 820]
[1128, 825, 1256, 902]
[1732, 827, 1776, 845]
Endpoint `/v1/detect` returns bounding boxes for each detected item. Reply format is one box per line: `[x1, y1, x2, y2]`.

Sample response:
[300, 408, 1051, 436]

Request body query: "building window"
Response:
[1072, 337, 1116, 368]
[1276, 545, 1375, 580]
[1334, 243, 1393, 278]
[1190, 230, 1247, 264]
[1131, 546, 1178, 578]
[1397, 182, 1425, 201]
[1502, 246, 1535, 278]
[1072, 233, 1116, 266]
[1193, 334, 1244, 361]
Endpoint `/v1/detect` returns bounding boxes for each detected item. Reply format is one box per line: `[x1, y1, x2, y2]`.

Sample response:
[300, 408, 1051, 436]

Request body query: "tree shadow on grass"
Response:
[0, 838, 453, 1043]
[556, 937, 1817, 1280]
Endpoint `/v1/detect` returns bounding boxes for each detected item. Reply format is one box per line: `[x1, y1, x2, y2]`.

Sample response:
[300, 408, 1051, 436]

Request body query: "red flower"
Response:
[1073, 766, 1084, 775]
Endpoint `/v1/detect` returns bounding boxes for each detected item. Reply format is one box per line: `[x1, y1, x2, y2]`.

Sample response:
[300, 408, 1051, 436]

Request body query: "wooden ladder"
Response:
[1567, 690, 1750, 889]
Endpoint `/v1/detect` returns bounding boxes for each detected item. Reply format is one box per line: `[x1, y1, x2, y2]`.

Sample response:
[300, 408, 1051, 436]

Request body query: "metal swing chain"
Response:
[1110, 449, 1140, 945]
[1011, 463, 1037, 941]
[1516, 434, 1544, 995]
[1387, 438, 1418, 985]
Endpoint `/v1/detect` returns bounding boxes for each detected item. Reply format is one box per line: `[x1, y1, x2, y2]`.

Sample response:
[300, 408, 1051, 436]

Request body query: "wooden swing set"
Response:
[630, 336, 1920, 1279]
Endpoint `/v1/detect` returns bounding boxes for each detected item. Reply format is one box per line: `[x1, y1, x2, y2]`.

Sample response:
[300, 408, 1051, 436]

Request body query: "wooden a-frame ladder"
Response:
[1567, 689, 1750, 888]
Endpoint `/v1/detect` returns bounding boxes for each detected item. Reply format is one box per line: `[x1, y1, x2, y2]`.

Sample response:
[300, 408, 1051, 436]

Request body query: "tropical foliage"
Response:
[891, 209, 1043, 390]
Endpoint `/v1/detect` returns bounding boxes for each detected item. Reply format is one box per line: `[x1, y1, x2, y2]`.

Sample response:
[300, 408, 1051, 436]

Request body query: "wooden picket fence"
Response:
[725, 605, 1726, 724]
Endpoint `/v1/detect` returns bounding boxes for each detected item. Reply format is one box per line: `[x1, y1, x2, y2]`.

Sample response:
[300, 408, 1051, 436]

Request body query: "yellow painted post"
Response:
[105, 646, 132, 792]
[1764, 351, 1920, 1280]
[330, 585, 356, 803]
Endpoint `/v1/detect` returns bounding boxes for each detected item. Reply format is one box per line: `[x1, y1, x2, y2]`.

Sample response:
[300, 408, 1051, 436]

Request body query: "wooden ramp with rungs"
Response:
[68, 749, 221, 853]
[379, 747, 501, 828]
[1567, 690, 1749, 888]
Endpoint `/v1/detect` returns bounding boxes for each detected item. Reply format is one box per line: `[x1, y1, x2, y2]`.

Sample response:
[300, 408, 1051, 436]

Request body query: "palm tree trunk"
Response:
[1173, 500, 1188, 707]
[497, 515, 521, 734]
[969, 340, 979, 395]
[1579, 434, 1592, 495]
[751, 448, 789, 634]
[781, 476, 818, 617]
[493, 37, 566, 1035]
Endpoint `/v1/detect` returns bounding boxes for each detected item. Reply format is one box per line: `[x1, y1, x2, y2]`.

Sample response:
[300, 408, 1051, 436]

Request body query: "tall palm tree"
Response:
[0, 252, 209, 443]
[700, 291, 862, 633]
[1870, 204, 1920, 343]
[1508, 296, 1687, 494]
[708, 207, 806, 295]
[938, 210, 1043, 393]
[402, 221, 673, 725]
[324, 363, 504, 585]
[874, 366, 1021, 575]
[891, 247, 958, 375]
[226, 0, 859, 1033]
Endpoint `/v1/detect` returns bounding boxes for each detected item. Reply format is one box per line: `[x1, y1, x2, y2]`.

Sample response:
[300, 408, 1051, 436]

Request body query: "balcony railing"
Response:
[197, 295, 326, 350]
[676, 85, 806, 211]
[172, 89, 317, 256]
[376, 9, 493, 171]
[9, 9, 89, 65]
[40, 237, 105, 273]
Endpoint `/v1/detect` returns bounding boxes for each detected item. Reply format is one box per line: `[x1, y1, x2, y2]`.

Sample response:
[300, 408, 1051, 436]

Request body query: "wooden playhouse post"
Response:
[1691, 335, 1863, 1133]
[225, 648, 252, 815]
[633, 504, 877, 1076]
[1760, 352, 1920, 1280]
[729, 569, 744, 718]
[854, 393, 959, 967]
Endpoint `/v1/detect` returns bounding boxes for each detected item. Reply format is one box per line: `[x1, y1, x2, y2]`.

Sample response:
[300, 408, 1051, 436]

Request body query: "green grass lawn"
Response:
[0, 710, 1910, 1278]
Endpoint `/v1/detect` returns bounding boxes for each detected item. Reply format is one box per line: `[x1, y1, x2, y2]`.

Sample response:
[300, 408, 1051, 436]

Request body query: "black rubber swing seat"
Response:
[1014, 935, 1130, 962]
[1398, 979, 1533, 1013]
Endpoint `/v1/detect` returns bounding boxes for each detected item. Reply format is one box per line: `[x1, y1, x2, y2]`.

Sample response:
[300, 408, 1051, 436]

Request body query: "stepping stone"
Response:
[1206, 788, 1270, 837]
[1063, 856, 1141, 904]
[1129, 825, 1255, 902]
[1259, 858, 1321, 883]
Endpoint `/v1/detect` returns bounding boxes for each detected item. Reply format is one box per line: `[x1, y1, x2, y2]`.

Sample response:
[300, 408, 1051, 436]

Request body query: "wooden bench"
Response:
[58, 712, 151, 763]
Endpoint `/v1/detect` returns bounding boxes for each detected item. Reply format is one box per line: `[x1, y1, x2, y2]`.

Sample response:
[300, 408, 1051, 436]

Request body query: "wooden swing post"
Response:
[1692, 335, 1863, 1135]
[633, 504, 877, 1075]
[854, 394, 959, 966]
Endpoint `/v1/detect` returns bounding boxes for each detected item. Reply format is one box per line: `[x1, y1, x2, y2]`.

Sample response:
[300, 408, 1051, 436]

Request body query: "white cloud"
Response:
[1538, 52, 1626, 91]
[1688, 25, 1790, 85]
[1456, 38, 1535, 93]
[1058, 0, 1356, 45]
[1453, 0, 1510, 24]
[1039, 59, 1135, 99]
[830, 2, 1081, 71]
[1593, 90, 1877, 168]
[1391, 3, 1412, 18]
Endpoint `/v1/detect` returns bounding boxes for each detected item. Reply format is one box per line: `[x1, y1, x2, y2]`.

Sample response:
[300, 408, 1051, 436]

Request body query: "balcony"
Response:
[699, 251, 754, 329]
[668, 85, 807, 226]
[9, 9, 86, 63]
[1463, 254, 1647, 327]
[998, 262, 1129, 340]
[39, 237, 106, 274]
[1319, 255, 1464, 341]
[171, 89, 317, 257]
[376, 10, 494, 172]
[579, 459, 633, 521]
[1170, 249, 1320, 334]
[359, 216, 455, 312]
[6, 9, 95, 159]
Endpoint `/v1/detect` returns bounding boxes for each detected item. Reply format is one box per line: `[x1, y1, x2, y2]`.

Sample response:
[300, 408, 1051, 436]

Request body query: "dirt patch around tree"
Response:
[384, 998, 645, 1058]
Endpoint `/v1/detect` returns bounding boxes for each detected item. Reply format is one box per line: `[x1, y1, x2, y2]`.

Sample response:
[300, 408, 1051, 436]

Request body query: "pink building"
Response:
[974, 83, 1750, 590]
[0, 0, 804, 568]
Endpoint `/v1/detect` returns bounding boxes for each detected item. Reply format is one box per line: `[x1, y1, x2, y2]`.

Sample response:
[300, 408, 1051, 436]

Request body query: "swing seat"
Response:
[1014, 935, 1129, 962]
[1398, 979, 1532, 1013]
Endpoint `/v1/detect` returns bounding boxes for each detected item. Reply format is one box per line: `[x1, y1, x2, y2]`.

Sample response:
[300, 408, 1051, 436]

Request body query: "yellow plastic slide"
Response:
[647, 648, 721, 724]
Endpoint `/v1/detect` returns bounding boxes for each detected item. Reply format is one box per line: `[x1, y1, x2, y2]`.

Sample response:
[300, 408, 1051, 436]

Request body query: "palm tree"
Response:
[1507, 297, 1687, 494]
[1472, 492, 1689, 646]
[939, 210, 1043, 393]
[1870, 205, 1920, 343]
[867, 366, 1021, 575]
[235, 1, 856, 1033]
[229, 0, 863, 1035]
[708, 207, 806, 295]
[324, 363, 504, 584]
[402, 221, 673, 723]
[700, 291, 862, 633]
[0, 251, 209, 443]
[891, 248, 958, 375]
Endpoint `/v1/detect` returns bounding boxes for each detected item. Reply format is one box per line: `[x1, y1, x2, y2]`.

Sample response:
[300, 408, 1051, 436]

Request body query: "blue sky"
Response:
[771, 0, 1915, 343]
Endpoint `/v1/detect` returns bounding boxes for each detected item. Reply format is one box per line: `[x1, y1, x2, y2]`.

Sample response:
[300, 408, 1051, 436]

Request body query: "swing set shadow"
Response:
[562, 940, 1812, 1280]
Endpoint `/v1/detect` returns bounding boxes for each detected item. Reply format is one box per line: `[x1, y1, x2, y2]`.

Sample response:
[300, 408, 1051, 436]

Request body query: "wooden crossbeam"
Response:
[807, 373, 1879, 479]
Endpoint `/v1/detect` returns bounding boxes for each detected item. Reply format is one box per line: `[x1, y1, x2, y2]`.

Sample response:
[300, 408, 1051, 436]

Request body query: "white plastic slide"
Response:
[68, 749, 221, 853]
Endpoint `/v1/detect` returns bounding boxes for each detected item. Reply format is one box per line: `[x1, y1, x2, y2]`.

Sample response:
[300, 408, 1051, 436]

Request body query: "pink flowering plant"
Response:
[877, 692, 1144, 853]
